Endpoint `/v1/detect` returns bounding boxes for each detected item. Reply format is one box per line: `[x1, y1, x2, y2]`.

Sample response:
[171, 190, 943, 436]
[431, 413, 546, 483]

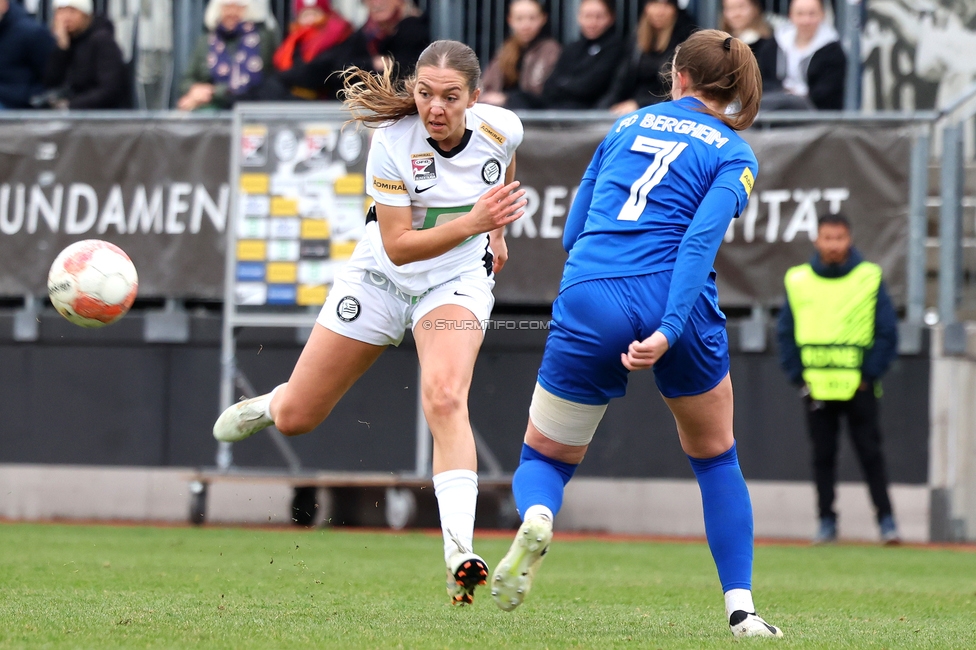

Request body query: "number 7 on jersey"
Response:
[616, 136, 688, 222]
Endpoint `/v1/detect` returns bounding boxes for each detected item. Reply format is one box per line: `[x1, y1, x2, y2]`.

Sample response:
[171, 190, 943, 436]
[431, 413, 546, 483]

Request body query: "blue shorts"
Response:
[537, 272, 729, 403]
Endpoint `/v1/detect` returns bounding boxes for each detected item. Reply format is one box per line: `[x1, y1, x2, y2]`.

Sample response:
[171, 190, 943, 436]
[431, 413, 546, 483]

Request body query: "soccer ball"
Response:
[47, 239, 139, 328]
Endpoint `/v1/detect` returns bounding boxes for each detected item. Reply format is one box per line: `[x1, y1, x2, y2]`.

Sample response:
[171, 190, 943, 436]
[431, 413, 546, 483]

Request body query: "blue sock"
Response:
[687, 442, 753, 592]
[512, 443, 578, 519]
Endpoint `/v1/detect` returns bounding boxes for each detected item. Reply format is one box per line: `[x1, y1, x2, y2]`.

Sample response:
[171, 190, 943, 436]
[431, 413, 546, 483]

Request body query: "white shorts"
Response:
[317, 266, 496, 346]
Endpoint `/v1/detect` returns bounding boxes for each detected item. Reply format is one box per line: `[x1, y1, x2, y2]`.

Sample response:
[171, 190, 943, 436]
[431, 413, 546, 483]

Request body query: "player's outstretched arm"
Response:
[377, 182, 527, 266]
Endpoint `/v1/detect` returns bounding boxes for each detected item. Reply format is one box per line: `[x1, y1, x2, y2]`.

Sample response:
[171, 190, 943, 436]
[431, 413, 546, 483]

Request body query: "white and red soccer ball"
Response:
[47, 239, 139, 328]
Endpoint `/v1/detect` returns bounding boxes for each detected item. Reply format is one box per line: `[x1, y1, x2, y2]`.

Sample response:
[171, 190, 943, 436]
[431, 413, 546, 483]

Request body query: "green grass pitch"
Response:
[1, 523, 974, 649]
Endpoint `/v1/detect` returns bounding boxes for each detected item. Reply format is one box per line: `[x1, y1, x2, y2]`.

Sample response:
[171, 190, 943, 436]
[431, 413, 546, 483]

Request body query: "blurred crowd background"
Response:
[3, 0, 971, 114]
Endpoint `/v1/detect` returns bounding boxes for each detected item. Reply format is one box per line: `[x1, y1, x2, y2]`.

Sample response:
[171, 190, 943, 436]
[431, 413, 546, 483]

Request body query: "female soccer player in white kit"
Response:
[213, 40, 527, 606]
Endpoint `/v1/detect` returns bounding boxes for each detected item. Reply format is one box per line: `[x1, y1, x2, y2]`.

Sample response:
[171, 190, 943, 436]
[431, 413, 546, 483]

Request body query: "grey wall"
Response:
[0, 311, 929, 484]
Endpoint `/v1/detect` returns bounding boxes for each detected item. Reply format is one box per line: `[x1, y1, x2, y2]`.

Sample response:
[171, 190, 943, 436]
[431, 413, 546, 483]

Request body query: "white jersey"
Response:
[352, 103, 523, 294]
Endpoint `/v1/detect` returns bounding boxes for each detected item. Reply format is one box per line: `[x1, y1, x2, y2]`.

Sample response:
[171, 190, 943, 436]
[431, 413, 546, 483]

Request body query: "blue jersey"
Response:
[560, 97, 758, 346]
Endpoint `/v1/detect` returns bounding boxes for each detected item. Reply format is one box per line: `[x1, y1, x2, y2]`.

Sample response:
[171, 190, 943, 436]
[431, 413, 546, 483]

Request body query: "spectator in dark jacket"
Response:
[481, 0, 561, 109]
[721, 0, 779, 93]
[540, 0, 623, 109]
[41, 0, 128, 109]
[598, 0, 696, 115]
[294, 0, 429, 101]
[758, 0, 846, 110]
[0, 0, 55, 109]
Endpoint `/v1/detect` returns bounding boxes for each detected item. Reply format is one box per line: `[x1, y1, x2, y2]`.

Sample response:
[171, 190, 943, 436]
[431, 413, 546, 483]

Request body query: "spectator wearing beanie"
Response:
[598, 0, 696, 114]
[178, 0, 278, 110]
[41, 0, 128, 109]
[0, 0, 55, 109]
[264, 0, 352, 100]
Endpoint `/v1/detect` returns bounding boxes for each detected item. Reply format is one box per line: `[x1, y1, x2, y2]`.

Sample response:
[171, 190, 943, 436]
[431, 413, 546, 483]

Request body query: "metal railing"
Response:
[932, 82, 976, 349]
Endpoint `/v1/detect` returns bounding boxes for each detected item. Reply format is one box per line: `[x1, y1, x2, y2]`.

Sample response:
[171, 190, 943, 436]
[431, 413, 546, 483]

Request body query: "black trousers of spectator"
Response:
[805, 388, 894, 523]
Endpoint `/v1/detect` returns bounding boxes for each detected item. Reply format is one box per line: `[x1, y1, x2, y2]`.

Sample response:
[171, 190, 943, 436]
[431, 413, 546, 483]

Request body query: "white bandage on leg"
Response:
[528, 382, 607, 447]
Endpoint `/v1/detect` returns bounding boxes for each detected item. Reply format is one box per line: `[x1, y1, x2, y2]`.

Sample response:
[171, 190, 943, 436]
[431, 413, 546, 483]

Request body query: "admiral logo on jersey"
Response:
[411, 153, 437, 181]
[372, 176, 407, 194]
[478, 122, 506, 146]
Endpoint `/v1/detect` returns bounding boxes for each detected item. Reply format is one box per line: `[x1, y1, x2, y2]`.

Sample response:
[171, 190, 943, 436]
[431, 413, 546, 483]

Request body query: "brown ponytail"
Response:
[669, 29, 762, 131]
[342, 40, 482, 127]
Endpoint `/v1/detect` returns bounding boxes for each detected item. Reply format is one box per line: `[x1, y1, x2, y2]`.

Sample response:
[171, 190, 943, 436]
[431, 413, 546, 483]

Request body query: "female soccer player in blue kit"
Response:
[490, 29, 783, 638]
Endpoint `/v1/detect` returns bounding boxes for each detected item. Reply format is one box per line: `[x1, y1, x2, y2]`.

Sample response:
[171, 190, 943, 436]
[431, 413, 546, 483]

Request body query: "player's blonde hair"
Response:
[668, 29, 762, 131]
[342, 40, 482, 127]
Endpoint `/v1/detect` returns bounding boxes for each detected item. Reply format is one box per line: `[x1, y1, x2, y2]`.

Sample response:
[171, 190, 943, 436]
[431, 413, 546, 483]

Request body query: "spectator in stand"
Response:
[0, 0, 54, 109]
[481, 0, 561, 109]
[759, 0, 846, 110]
[40, 0, 127, 109]
[270, 0, 352, 100]
[721, 0, 778, 92]
[177, 0, 277, 111]
[598, 0, 696, 115]
[540, 0, 623, 109]
[295, 0, 429, 101]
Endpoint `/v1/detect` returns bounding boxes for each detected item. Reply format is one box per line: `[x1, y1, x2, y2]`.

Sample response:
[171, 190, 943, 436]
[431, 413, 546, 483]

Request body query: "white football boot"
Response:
[491, 516, 553, 612]
[729, 610, 784, 638]
[213, 393, 274, 443]
[446, 546, 489, 606]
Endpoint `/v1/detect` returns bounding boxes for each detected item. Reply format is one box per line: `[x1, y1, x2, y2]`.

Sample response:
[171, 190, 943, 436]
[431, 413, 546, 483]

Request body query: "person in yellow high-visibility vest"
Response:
[777, 214, 900, 545]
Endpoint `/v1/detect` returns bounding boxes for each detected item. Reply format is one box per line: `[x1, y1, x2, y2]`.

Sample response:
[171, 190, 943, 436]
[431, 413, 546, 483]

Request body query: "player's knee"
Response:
[421, 379, 466, 422]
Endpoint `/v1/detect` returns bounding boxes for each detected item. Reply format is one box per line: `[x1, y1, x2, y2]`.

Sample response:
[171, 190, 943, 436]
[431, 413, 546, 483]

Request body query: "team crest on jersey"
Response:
[411, 153, 437, 181]
[481, 159, 502, 185]
[336, 296, 361, 322]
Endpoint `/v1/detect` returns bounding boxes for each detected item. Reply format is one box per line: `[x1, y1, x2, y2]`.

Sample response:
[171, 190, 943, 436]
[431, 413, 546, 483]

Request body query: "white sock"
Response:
[724, 588, 756, 618]
[433, 469, 478, 564]
[523, 504, 553, 522]
[264, 383, 285, 420]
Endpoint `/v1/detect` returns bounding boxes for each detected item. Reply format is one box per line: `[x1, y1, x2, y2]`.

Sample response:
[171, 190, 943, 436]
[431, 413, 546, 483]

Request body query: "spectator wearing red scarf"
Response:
[273, 0, 352, 99]
[277, 0, 428, 101]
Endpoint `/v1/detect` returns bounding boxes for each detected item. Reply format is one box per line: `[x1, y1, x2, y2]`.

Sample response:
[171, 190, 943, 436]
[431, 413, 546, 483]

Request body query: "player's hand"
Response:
[489, 228, 509, 273]
[467, 181, 526, 236]
[621, 331, 670, 371]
